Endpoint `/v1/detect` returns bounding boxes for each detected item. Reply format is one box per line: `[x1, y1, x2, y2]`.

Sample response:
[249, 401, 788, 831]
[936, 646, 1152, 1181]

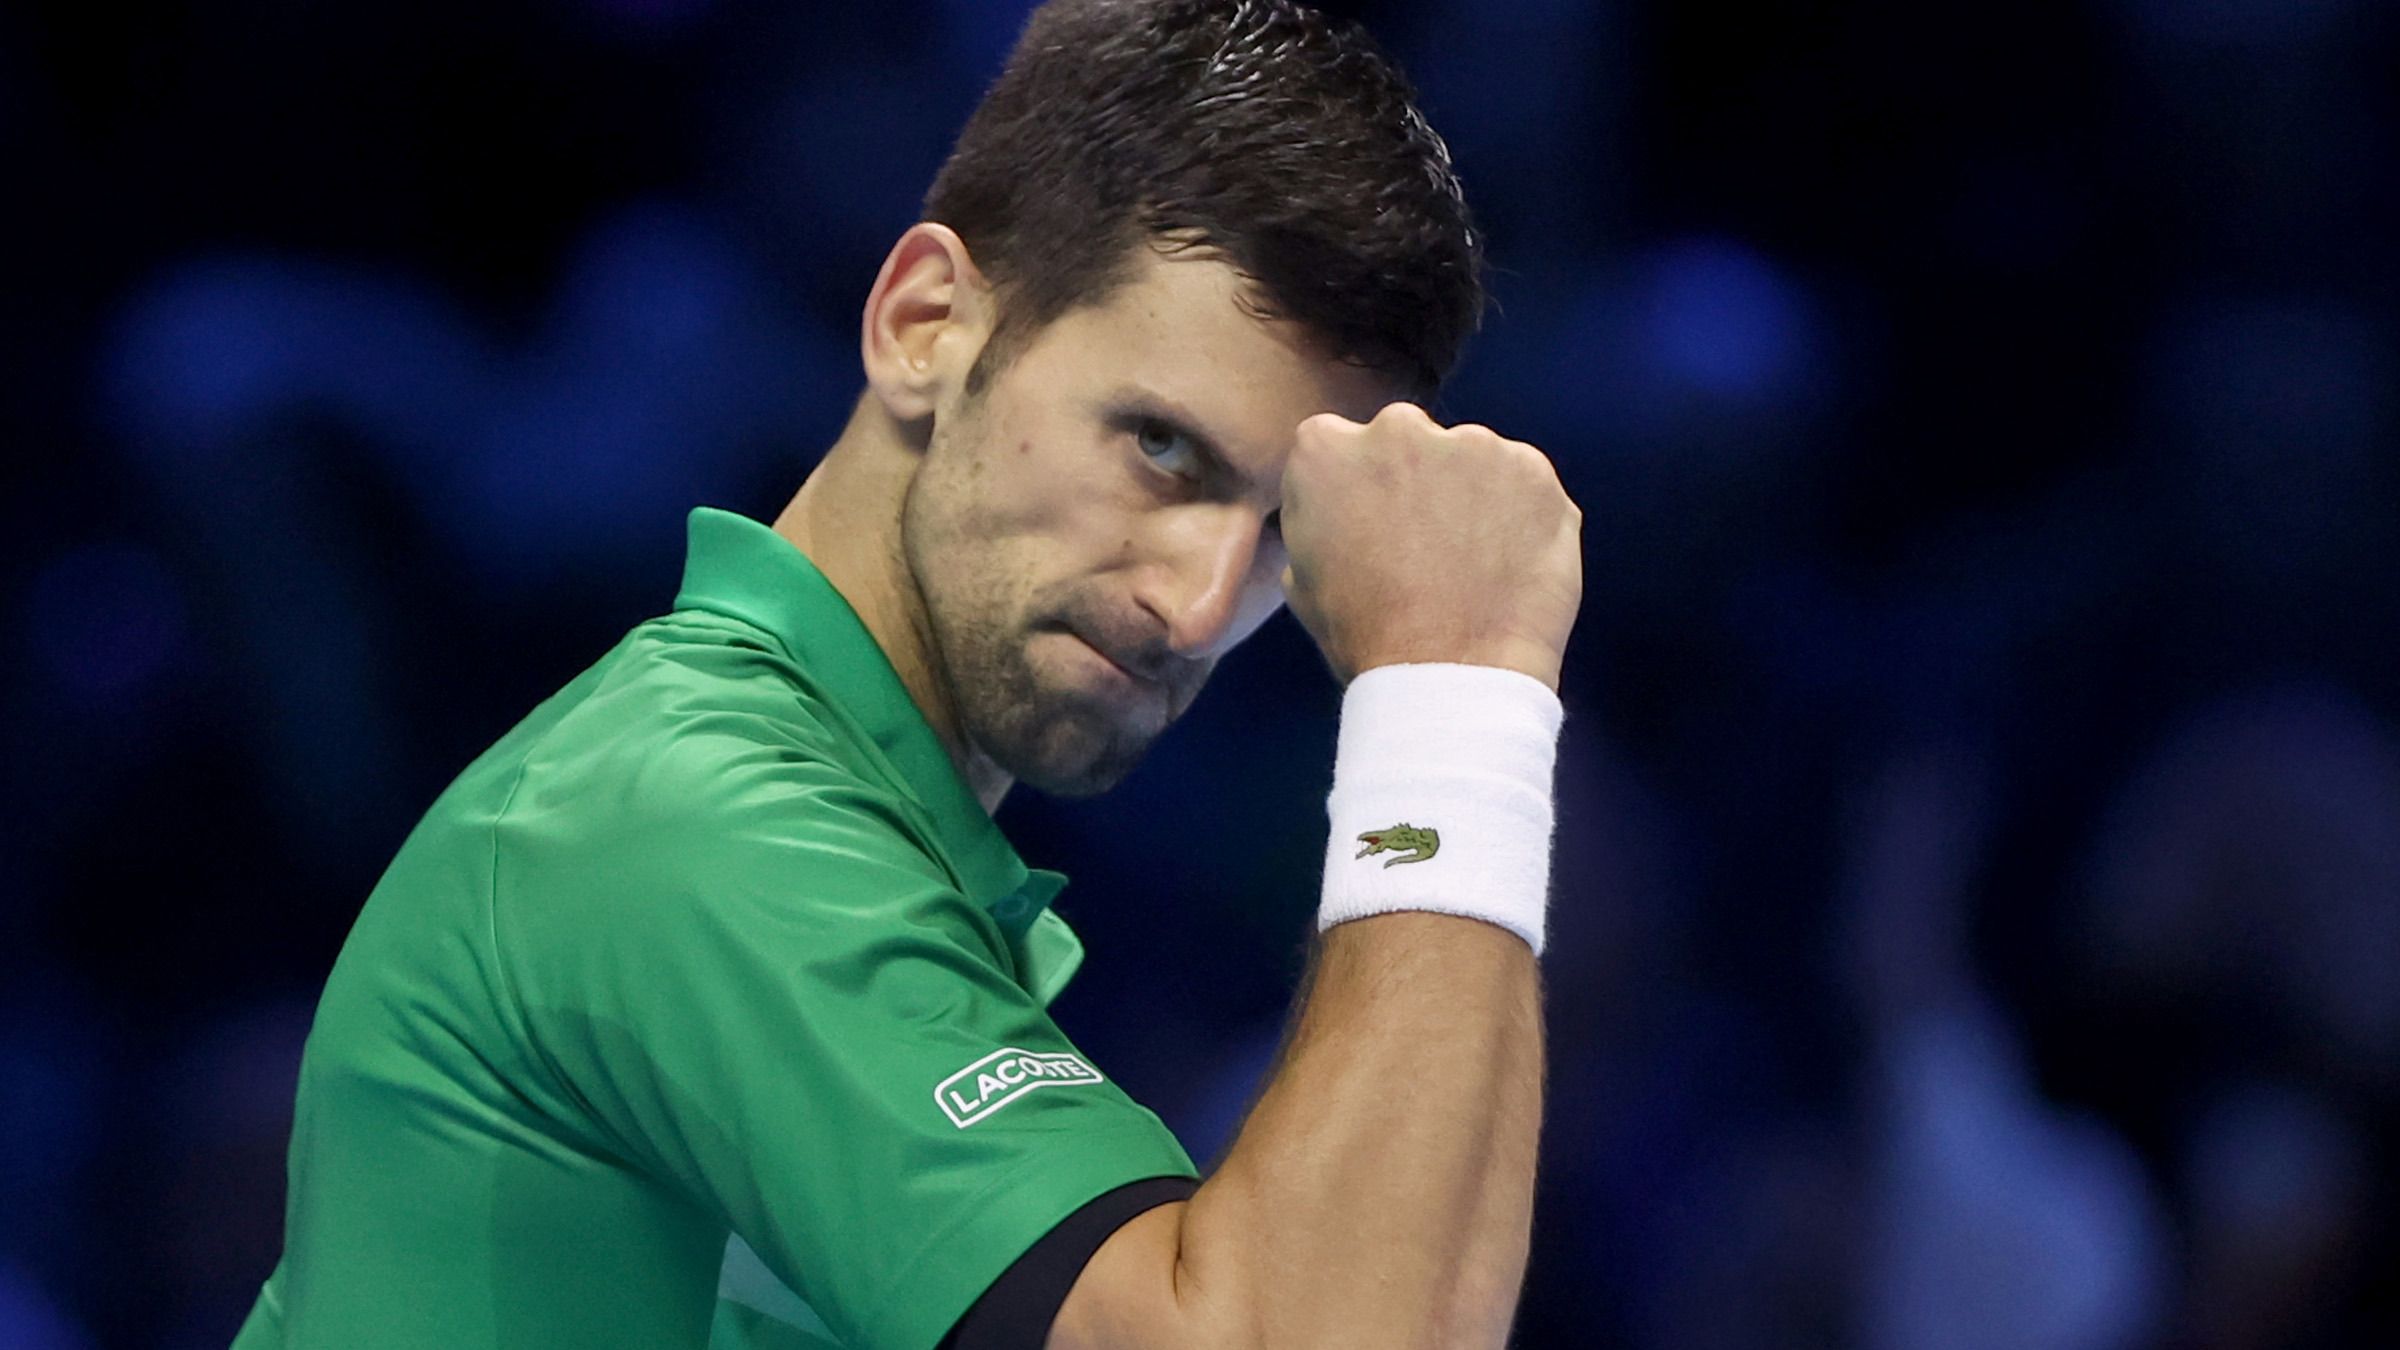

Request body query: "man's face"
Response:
[900, 247, 1397, 797]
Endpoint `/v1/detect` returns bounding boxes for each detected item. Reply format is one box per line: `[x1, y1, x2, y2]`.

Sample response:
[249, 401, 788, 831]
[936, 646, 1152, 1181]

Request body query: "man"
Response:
[233, 0, 1581, 1346]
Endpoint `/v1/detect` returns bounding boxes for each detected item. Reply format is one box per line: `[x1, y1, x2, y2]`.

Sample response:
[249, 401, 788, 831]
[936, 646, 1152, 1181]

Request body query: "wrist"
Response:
[1349, 640, 1563, 694]
[1317, 663, 1564, 953]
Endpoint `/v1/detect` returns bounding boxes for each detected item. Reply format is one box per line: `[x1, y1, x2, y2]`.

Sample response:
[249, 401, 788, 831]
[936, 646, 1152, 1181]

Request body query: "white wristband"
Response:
[1318, 662, 1564, 954]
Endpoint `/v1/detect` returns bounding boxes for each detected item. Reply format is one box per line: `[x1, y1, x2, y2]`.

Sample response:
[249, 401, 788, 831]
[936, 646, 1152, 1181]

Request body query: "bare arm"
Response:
[1052, 912, 1542, 1350]
[1212, 910, 1543, 1344]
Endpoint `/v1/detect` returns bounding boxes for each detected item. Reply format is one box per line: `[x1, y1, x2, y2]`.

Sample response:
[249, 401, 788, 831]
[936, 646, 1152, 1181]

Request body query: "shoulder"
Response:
[493, 613, 960, 932]
[546, 610, 855, 778]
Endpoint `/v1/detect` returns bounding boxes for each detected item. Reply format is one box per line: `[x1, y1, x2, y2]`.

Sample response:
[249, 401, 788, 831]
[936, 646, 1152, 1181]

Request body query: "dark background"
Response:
[4, 1, 2397, 1346]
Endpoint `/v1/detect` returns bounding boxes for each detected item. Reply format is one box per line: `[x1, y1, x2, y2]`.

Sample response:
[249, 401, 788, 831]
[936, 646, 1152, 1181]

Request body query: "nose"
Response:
[1135, 503, 1277, 661]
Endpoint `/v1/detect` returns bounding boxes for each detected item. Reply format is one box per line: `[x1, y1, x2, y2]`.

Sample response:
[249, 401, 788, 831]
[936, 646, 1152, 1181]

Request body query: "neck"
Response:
[771, 396, 1015, 815]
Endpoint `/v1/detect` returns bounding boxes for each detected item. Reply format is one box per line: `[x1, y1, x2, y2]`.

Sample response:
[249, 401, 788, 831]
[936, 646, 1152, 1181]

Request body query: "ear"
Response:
[860, 222, 994, 431]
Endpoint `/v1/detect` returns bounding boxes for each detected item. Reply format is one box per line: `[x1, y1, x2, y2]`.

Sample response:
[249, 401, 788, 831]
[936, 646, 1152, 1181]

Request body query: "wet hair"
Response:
[925, 0, 1484, 399]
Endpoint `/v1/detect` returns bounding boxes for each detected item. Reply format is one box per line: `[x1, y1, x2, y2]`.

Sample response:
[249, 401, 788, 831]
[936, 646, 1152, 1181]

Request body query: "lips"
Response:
[1075, 632, 1159, 688]
[1056, 614, 1184, 693]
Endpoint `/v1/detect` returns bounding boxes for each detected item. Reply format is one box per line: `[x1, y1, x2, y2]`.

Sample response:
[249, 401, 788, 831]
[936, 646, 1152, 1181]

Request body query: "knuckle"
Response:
[1449, 422, 1502, 446]
[1294, 411, 1355, 442]
[1518, 444, 1567, 487]
[1498, 434, 1547, 463]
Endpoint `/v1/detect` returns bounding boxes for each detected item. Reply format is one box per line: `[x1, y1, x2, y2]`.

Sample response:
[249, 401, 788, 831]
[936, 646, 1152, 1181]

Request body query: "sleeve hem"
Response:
[861, 1120, 1201, 1350]
[941, 1175, 1200, 1350]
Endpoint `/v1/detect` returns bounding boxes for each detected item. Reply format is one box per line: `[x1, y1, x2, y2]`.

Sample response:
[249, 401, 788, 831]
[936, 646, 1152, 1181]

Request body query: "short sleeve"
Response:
[491, 745, 1197, 1350]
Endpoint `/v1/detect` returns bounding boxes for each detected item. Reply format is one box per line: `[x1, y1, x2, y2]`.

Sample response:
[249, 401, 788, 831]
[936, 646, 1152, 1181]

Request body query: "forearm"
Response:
[1175, 910, 1545, 1349]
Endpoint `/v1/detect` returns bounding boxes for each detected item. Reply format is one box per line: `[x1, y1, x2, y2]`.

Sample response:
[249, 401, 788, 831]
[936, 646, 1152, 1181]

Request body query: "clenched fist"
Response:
[1279, 401, 1583, 691]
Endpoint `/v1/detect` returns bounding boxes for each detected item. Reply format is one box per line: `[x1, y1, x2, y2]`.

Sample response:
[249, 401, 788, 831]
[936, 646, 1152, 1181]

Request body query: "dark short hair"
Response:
[925, 0, 1484, 399]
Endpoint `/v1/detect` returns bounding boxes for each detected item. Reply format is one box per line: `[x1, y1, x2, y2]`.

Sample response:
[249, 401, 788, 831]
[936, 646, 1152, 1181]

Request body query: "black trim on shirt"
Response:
[939, 1175, 1201, 1349]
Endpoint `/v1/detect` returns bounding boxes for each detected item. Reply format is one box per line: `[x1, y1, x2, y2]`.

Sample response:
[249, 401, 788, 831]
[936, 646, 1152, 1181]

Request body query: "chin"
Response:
[1014, 765, 1125, 800]
[984, 706, 1155, 799]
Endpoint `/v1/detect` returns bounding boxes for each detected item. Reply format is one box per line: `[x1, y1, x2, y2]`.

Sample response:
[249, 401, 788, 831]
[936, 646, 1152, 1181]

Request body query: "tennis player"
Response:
[231, 1, 1580, 1346]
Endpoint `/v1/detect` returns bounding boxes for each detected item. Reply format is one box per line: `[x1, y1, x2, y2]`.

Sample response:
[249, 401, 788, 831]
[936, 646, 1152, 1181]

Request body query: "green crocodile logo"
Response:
[1355, 823, 1439, 868]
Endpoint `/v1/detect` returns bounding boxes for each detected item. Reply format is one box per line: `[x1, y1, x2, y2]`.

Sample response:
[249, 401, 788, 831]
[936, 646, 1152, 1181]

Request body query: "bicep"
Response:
[1044, 1200, 1197, 1350]
[937, 1180, 1196, 1350]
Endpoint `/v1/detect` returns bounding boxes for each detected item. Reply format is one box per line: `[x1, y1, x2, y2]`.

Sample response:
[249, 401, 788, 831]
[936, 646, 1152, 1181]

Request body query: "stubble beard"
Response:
[897, 437, 1163, 800]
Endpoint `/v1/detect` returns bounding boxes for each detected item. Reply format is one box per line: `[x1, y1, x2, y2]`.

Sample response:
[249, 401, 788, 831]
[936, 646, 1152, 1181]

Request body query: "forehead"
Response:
[1007, 247, 1402, 477]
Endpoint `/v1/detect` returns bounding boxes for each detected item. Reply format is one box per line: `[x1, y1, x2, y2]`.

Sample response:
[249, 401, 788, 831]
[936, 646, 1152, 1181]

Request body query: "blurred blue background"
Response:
[4, 0, 2397, 1345]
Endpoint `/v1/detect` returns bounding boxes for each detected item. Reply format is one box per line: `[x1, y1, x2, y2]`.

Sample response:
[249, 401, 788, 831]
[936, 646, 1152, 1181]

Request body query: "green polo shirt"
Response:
[230, 508, 1197, 1350]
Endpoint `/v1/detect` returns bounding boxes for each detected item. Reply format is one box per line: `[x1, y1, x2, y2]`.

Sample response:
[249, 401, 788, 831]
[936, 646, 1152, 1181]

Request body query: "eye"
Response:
[1134, 418, 1203, 481]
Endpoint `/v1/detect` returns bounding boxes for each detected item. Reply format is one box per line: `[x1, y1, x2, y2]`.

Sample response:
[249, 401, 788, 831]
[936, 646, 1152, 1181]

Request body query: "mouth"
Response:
[1052, 625, 1185, 714]
[1071, 632, 1158, 690]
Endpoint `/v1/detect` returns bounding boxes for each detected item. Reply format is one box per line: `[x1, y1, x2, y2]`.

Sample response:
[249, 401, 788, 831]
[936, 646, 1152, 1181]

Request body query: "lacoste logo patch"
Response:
[935, 1047, 1105, 1129]
[1355, 822, 1440, 867]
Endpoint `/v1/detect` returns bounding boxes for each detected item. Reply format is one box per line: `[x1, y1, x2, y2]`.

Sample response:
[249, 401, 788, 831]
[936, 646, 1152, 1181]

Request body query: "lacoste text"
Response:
[935, 1048, 1105, 1128]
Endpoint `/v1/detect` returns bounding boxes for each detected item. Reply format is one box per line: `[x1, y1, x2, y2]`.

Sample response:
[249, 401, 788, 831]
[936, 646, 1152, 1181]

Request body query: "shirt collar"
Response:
[669, 508, 1076, 974]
